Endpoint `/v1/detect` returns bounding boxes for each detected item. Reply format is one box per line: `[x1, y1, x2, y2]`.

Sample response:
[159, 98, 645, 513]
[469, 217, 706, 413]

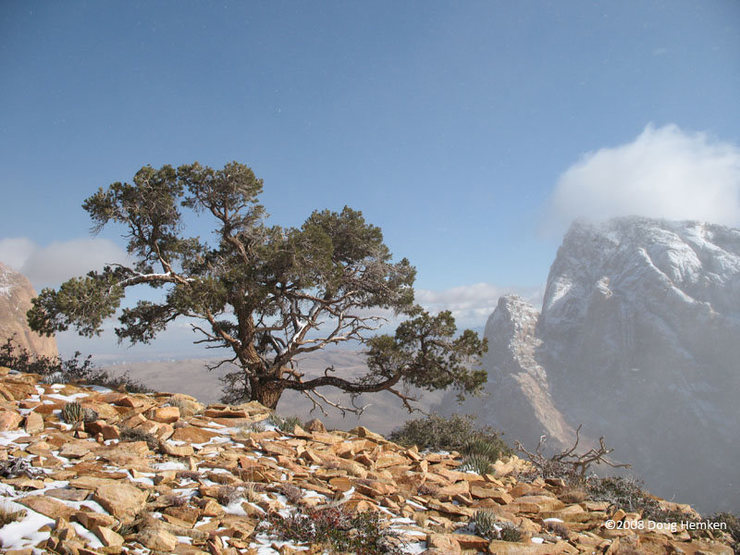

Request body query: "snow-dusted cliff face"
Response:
[454, 217, 740, 513]
[0, 262, 58, 359]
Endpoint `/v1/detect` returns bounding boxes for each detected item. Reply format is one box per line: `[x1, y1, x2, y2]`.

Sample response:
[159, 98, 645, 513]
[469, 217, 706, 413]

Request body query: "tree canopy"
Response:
[29, 162, 487, 411]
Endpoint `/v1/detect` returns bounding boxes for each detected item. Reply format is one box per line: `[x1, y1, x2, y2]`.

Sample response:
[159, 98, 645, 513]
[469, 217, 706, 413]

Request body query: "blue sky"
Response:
[1, 1, 739, 359]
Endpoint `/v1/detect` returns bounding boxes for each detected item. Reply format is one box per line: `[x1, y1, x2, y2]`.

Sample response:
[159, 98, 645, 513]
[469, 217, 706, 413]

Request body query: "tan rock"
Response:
[24, 411, 44, 434]
[136, 527, 179, 552]
[454, 534, 489, 551]
[375, 452, 408, 469]
[0, 410, 22, 431]
[426, 533, 461, 554]
[436, 480, 470, 500]
[93, 482, 147, 522]
[93, 526, 124, 547]
[148, 406, 180, 423]
[72, 510, 118, 530]
[59, 442, 93, 459]
[84, 420, 120, 440]
[18, 495, 75, 520]
[172, 425, 219, 444]
[200, 498, 225, 517]
[471, 484, 513, 504]
[161, 442, 195, 457]
[305, 418, 326, 433]
[203, 408, 248, 419]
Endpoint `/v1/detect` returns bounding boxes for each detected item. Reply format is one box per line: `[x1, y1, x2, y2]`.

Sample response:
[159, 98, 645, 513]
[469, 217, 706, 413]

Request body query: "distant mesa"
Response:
[450, 216, 740, 513]
[0, 261, 58, 359]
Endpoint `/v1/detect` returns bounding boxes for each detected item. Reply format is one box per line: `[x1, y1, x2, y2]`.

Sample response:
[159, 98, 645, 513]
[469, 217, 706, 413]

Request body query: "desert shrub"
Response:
[0, 503, 26, 528]
[216, 486, 242, 505]
[176, 470, 201, 482]
[559, 486, 588, 503]
[264, 506, 402, 554]
[472, 510, 522, 542]
[0, 336, 150, 393]
[389, 413, 511, 459]
[544, 520, 570, 540]
[274, 415, 303, 433]
[0, 457, 40, 479]
[586, 476, 664, 520]
[280, 483, 304, 504]
[499, 522, 523, 542]
[516, 425, 629, 483]
[119, 426, 160, 451]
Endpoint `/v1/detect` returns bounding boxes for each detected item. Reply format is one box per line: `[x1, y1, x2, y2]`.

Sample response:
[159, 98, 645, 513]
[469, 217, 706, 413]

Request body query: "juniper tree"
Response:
[28, 162, 486, 410]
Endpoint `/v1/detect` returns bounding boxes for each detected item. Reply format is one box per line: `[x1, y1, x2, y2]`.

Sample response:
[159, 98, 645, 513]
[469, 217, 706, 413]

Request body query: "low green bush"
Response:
[263, 506, 402, 554]
[388, 413, 511, 459]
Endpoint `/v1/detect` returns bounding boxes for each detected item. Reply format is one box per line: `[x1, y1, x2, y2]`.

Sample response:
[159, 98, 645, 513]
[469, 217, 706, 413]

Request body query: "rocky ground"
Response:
[0, 367, 734, 554]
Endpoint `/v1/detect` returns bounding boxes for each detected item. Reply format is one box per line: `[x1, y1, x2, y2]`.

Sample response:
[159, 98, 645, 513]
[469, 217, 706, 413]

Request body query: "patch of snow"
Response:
[0, 501, 53, 551]
[152, 461, 187, 471]
[71, 523, 104, 548]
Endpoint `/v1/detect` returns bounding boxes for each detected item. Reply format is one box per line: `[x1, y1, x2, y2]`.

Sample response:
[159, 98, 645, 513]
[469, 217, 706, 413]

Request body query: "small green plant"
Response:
[499, 522, 523, 542]
[119, 426, 160, 451]
[273, 414, 303, 433]
[473, 510, 498, 540]
[0, 503, 26, 528]
[459, 454, 492, 476]
[544, 520, 570, 540]
[473, 510, 522, 542]
[61, 402, 84, 424]
[264, 506, 402, 554]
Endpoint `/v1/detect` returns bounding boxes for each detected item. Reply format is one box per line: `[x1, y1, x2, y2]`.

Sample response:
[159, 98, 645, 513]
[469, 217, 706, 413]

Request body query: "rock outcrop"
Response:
[0, 262, 57, 359]
[0, 368, 734, 553]
[453, 217, 740, 513]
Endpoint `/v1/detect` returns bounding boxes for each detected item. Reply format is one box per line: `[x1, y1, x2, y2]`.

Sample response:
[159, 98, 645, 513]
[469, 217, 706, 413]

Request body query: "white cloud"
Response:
[0, 237, 130, 289]
[417, 282, 543, 329]
[546, 124, 740, 232]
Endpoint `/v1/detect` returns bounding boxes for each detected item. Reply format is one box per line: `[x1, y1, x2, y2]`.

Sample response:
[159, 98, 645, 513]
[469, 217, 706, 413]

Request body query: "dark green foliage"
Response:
[472, 510, 522, 542]
[28, 161, 486, 412]
[499, 522, 523, 542]
[388, 413, 511, 462]
[61, 402, 84, 424]
[0, 336, 149, 393]
[264, 506, 402, 554]
[472, 509, 498, 539]
[459, 454, 492, 476]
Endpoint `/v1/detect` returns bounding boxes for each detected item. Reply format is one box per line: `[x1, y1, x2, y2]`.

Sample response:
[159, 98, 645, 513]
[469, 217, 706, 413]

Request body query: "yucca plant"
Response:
[473, 510, 498, 539]
[459, 454, 492, 476]
[61, 402, 84, 424]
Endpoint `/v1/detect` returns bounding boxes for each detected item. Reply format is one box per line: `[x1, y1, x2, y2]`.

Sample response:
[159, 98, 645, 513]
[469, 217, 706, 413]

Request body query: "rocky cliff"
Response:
[0, 262, 58, 359]
[454, 217, 740, 513]
[0, 368, 734, 553]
